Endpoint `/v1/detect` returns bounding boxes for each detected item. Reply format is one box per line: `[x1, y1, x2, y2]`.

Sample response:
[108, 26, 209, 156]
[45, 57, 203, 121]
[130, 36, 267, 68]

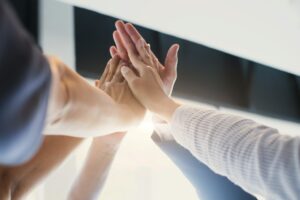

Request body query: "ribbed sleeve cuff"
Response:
[170, 105, 212, 152]
[170, 104, 223, 166]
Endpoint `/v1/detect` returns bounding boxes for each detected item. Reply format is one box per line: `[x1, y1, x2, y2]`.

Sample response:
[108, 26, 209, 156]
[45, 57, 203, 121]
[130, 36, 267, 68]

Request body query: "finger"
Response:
[125, 23, 160, 67]
[106, 55, 120, 82]
[116, 21, 147, 73]
[136, 38, 153, 66]
[121, 66, 138, 84]
[98, 59, 111, 87]
[111, 68, 124, 83]
[112, 31, 128, 60]
[125, 23, 156, 68]
[115, 20, 138, 57]
[124, 23, 143, 44]
[116, 33, 146, 73]
[109, 46, 118, 57]
[111, 62, 125, 83]
[164, 44, 179, 76]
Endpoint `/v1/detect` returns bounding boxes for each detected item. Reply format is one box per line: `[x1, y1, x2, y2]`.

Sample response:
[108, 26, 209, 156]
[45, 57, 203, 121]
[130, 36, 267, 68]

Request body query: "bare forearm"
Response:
[0, 136, 83, 200]
[45, 57, 128, 137]
[68, 133, 125, 200]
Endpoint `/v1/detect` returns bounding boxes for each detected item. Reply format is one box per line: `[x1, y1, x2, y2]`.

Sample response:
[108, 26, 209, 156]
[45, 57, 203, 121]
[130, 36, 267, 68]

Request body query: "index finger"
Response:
[125, 23, 162, 71]
[115, 20, 138, 56]
[112, 31, 128, 61]
[124, 23, 143, 44]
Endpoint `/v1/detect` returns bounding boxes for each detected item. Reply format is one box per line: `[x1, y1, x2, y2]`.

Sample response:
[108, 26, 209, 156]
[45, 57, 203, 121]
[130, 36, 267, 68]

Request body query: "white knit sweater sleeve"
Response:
[170, 105, 300, 200]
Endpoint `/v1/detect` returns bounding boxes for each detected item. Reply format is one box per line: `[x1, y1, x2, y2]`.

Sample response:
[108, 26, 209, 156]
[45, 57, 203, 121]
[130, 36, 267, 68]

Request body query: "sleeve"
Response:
[151, 123, 255, 200]
[0, 1, 51, 166]
[170, 105, 300, 200]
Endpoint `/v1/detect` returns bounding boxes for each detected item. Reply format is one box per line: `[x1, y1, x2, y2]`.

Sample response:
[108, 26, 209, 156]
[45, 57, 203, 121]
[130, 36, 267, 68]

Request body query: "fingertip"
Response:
[115, 20, 126, 31]
[113, 30, 117, 37]
[113, 30, 120, 42]
[125, 23, 133, 32]
[172, 43, 180, 52]
[115, 20, 124, 26]
[169, 44, 180, 57]
[110, 46, 118, 57]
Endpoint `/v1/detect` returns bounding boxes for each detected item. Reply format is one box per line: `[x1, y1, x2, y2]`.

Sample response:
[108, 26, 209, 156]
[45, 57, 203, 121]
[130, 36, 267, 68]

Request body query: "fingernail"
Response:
[121, 66, 129, 74]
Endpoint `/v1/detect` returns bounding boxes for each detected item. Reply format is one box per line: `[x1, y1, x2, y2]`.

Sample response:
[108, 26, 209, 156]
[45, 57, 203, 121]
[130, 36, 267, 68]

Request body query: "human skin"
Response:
[67, 22, 180, 199]
[112, 21, 181, 122]
[0, 136, 83, 200]
[68, 55, 143, 199]
[0, 22, 179, 200]
[45, 56, 144, 137]
[67, 55, 128, 200]
[0, 55, 145, 200]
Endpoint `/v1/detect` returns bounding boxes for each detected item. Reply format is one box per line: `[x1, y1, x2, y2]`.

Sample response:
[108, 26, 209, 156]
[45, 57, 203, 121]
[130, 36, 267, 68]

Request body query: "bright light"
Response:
[25, 98, 300, 200]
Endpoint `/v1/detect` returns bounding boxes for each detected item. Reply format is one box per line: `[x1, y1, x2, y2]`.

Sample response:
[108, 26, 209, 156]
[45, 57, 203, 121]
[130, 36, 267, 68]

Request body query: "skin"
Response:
[67, 22, 180, 200]
[0, 21, 179, 200]
[44, 55, 144, 138]
[0, 136, 83, 200]
[113, 20, 181, 122]
[0, 55, 145, 200]
[68, 57, 131, 200]
[67, 133, 125, 200]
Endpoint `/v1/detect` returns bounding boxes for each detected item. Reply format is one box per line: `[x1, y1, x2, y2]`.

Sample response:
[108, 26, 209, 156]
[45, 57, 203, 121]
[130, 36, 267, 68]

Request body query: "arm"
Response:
[68, 54, 139, 200]
[0, 136, 84, 200]
[0, 54, 144, 199]
[0, 2, 140, 166]
[115, 21, 300, 200]
[68, 133, 125, 200]
[45, 56, 140, 137]
[168, 106, 300, 200]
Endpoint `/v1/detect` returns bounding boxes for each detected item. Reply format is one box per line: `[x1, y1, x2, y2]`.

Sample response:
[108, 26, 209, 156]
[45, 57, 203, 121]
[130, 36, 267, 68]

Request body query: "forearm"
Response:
[68, 133, 125, 200]
[0, 136, 83, 200]
[45, 58, 129, 137]
[169, 105, 300, 199]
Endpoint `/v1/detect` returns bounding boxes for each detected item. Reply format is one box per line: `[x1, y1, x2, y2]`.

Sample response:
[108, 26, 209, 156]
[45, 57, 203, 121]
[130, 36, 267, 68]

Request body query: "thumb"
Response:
[164, 44, 179, 75]
[121, 66, 138, 84]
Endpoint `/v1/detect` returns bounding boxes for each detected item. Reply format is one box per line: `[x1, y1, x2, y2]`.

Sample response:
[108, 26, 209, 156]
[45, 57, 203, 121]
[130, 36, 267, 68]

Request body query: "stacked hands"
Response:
[0, 21, 182, 200]
[98, 20, 181, 126]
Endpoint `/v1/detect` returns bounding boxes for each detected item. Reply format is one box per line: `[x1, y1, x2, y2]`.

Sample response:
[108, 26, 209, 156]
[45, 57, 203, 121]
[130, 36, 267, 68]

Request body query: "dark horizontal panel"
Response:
[74, 7, 300, 123]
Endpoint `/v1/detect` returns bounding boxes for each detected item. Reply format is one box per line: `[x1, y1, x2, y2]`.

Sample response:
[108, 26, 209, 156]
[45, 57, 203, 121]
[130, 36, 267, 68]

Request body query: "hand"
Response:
[95, 55, 146, 126]
[110, 21, 180, 122]
[68, 132, 125, 200]
[112, 20, 179, 96]
[120, 55, 180, 122]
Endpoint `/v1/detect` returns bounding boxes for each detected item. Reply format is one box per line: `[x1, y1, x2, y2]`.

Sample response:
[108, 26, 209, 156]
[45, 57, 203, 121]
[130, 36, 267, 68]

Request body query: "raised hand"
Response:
[111, 20, 179, 96]
[95, 55, 146, 126]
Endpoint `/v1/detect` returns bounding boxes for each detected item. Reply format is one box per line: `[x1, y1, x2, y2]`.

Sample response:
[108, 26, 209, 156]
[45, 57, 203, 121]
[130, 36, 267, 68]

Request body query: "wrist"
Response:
[150, 97, 181, 123]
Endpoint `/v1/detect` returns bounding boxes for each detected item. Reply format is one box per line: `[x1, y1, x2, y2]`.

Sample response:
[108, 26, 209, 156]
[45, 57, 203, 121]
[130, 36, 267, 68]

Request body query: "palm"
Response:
[110, 21, 179, 96]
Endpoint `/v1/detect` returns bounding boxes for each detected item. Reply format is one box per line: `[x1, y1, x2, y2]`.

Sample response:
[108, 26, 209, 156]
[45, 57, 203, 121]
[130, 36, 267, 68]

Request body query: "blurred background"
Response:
[9, 0, 300, 199]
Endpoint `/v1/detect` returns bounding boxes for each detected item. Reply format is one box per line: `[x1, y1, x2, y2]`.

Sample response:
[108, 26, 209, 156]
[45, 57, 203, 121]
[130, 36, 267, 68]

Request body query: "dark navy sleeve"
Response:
[0, 1, 51, 165]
